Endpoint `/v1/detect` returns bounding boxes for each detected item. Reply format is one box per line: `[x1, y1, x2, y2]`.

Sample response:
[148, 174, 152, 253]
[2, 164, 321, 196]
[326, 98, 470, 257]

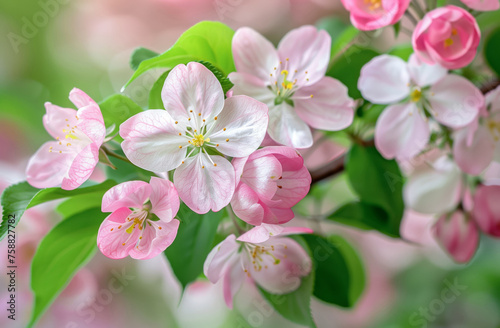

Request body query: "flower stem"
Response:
[227, 205, 245, 236]
[101, 147, 132, 164]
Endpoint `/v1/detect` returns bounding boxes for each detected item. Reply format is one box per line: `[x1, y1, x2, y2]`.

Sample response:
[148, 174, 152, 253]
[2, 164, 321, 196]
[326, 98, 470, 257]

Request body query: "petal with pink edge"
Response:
[222, 256, 245, 309]
[129, 219, 180, 260]
[26, 141, 74, 189]
[374, 103, 430, 160]
[204, 234, 240, 283]
[97, 207, 139, 260]
[209, 95, 269, 158]
[245, 237, 311, 294]
[228, 72, 275, 107]
[69, 88, 98, 109]
[101, 180, 151, 213]
[162, 62, 224, 123]
[76, 103, 105, 146]
[61, 143, 100, 190]
[358, 55, 411, 104]
[120, 110, 187, 172]
[231, 183, 266, 226]
[232, 27, 280, 82]
[429, 74, 483, 128]
[174, 154, 235, 214]
[272, 164, 311, 208]
[408, 54, 448, 87]
[453, 125, 495, 175]
[237, 224, 313, 244]
[268, 103, 313, 149]
[43, 103, 79, 140]
[240, 154, 282, 200]
[277, 26, 331, 86]
[149, 177, 180, 222]
[294, 77, 354, 131]
[473, 185, 500, 237]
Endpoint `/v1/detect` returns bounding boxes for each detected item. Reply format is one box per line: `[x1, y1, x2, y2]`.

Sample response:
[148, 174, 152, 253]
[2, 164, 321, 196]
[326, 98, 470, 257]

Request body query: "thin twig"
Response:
[102, 147, 132, 164]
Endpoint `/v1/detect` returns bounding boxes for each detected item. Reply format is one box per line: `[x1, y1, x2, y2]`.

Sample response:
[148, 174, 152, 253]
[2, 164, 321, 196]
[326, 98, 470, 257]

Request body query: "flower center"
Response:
[48, 116, 87, 154]
[444, 28, 458, 48]
[487, 119, 500, 141]
[268, 58, 314, 106]
[410, 88, 422, 102]
[191, 133, 210, 147]
[246, 244, 282, 272]
[364, 0, 382, 11]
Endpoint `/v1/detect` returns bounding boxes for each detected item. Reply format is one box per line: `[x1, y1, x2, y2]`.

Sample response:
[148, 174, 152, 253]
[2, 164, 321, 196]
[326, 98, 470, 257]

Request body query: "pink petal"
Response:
[232, 27, 280, 82]
[238, 224, 314, 243]
[473, 185, 500, 237]
[162, 62, 224, 124]
[228, 72, 275, 107]
[26, 141, 74, 189]
[97, 207, 139, 260]
[101, 180, 151, 213]
[429, 74, 482, 128]
[239, 154, 282, 200]
[268, 103, 313, 149]
[293, 77, 354, 131]
[120, 109, 187, 172]
[43, 103, 79, 140]
[408, 54, 448, 87]
[149, 177, 180, 222]
[271, 163, 311, 208]
[404, 157, 463, 214]
[174, 153, 235, 214]
[209, 95, 268, 158]
[453, 125, 495, 175]
[203, 234, 240, 283]
[231, 183, 266, 226]
[69, 88, 98, 109]
[374, 103, 430, 160]
[129, 219, 180, 260]
[358, 55, 411, 104]
[433, 211, 479, 263]
[222, 256, 245, 309]
[76, 103, 105, 146]
[277, 25, 331, 85]
[244, 237, 311, 294]
[61, 143, 100, 190]
[460, 0, 499, 11]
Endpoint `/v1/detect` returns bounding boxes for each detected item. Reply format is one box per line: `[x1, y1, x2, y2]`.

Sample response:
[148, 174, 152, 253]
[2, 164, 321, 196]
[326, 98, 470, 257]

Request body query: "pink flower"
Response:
[460, 0, 499, 11]
[433, 210, 479, 263]
[229, 26, 354, 149]
[120, 62, 268, 214]
[340, 0, 410, 31]
[26, 88, 105, 190]
[231, 146, 311, 226]
[412, 5, 481, 70]
[453, 85, 500, 175]
[358, 54, 482, 160]
[97, 177, 180, 260]
[203, 224, 312, 308]
[473, 185, 500, 237]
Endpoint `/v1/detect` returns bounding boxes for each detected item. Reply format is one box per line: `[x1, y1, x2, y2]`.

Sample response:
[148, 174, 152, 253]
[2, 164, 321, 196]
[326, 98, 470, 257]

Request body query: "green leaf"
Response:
[302, 234, 364, 308]
[164, 203, 225, 289]
[130, 47, 159, 70]
[259, 273, 317, 328]
[149, 71, 170, 109]
[328, 201, 394, 235]
[327, 46, 380, 99]
[392, 22, 401, 38]
[125, 21, 235, 88]
[0, 180, 116, 241]
[99, 94, 143, 142]
[56, 192, 106, 218]
[485, 27, 500, 77]
[198, 60, 234, 96]
[316, 17, 359, 58]
[388, 43, 413, 61]
[29, 208, 107, 327]
[345, 144, 404, 237]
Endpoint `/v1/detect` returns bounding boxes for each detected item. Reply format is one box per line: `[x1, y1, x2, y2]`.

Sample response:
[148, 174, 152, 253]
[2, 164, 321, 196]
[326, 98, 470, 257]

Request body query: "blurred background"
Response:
[1, 0, 500, 327]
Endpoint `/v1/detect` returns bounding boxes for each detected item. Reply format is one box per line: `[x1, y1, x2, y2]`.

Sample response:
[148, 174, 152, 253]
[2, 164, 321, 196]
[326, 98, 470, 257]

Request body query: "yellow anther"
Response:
[444, 38, 454, 47]
[410, 88, 422, 102]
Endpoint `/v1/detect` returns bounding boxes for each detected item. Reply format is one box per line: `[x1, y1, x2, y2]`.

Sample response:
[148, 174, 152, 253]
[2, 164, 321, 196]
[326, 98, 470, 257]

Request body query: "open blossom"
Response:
[460, 0, 499, 11]
[120, 62, 268, 214]
[473, 185, 500, 237]
[97, 177, 180, 260]
[453, 85, 500, 175]
[203, 224, 312, 308]
[26, 88, 105, 190]
[433, 210, 479, 263]
[229, 26, 354, 149]
[358, 54, 482, 160]
[412, 6, 481, 70]
[231, 146, 311, 226]
[340, 0, 410, 31]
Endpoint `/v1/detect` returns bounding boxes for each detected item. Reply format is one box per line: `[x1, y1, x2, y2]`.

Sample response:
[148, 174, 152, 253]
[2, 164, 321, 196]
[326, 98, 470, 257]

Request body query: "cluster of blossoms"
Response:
[22, 0, 500, 317]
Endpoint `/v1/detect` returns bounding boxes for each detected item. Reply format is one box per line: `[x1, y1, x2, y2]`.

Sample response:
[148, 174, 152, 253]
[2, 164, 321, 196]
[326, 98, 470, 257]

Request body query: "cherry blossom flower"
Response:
[453, 85, 500, 175]
[358, 54, 482, 160]
[120, 62, 268, 214]
[413, 5, 481, 69]
[340, 0, 410, 31]
[203, 224, 312, 308]
[97, 177, 180, 260]
[229, 26, 354, 149]
[26, 88, 105, 190]
[231, 146, 311, 226]
[433, 210, 479, 263]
